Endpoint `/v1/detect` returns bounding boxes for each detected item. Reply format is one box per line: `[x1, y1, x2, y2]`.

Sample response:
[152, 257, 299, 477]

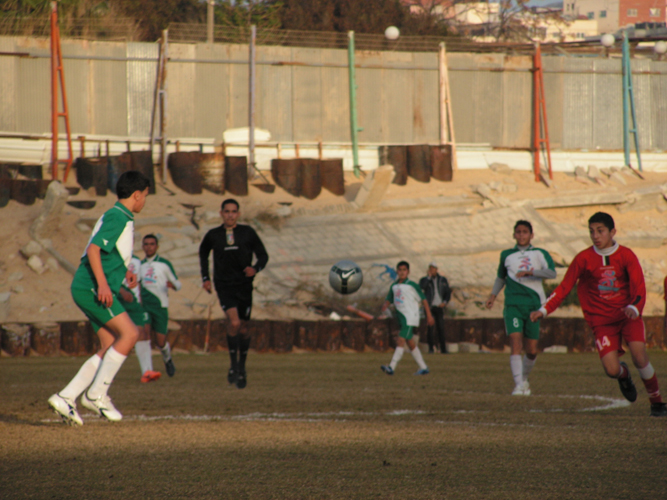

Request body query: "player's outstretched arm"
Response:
[423, 299, 435, 326]
[486, 277, 505, 309]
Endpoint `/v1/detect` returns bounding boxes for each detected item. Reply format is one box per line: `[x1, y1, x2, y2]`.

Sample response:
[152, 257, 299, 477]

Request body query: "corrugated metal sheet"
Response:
[591, 58, 622, 151]
[562, 57, 594, 150]
[1, 36, 667, 154]
[126, 42, 158, 138]
[90, 41, 128, 136]
[650, 60, 667, 151]
[0, 38, 16, 131]
[16, 38, 50, 134]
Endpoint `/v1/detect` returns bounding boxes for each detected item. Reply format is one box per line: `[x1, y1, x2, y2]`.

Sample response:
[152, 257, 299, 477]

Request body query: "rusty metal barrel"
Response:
[108, 151, 155, 194]
[407, 144, 431, 183]
[1, 323, 31, 356]
[225, 156, 248, 196]
[30, 322, 61, 356]
[11, 179, 38, 205]
[0, 178, 10, 208]
[387, 146, 408, 185]
[168, 152, 202, 194]
[18, 164, 43, 180]
[271, 159, 301, 197]
[430, 145, 453, 182]
[75, 157, 108, 196]
[300, 159, 321, 200]
[199, 152, 225, 194]
[320, 159, 345, 196]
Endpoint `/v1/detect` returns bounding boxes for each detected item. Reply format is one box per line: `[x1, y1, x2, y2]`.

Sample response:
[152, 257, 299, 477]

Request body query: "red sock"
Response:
[641, 375, 662, 404]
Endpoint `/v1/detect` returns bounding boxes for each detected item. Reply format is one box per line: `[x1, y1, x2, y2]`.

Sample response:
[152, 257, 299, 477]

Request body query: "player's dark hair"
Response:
[514, 220, 533, 233]
[588, 212, 615, 230]
[116, 171, 150, 200]
[221, 198, 239, 210]
[143, 234, 158, 244]
[397, 260, 410, 270]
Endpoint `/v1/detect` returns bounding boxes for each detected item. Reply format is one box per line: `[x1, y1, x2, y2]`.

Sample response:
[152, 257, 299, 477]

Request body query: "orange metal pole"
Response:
[532, 44, 540, 183]
[50, 3, 58, 180]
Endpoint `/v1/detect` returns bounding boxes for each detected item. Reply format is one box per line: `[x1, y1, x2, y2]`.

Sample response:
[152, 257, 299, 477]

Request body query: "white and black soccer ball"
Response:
[329, 260, 363, 295]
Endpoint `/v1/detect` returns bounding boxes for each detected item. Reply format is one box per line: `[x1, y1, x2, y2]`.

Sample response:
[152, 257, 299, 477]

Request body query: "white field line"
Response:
[42, 395, 629, 424]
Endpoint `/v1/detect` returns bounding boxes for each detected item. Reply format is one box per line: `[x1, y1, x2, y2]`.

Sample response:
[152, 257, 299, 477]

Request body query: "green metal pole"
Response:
[622, 31, 642, 171]
[348, 31, 361, 178]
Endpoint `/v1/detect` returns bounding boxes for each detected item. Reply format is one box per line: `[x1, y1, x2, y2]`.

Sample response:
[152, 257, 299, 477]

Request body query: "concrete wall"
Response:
[1, 35, 667, 152]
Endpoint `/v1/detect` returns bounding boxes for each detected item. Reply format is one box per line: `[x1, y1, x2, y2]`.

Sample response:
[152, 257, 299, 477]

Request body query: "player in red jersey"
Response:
[530, 212, 666, 417]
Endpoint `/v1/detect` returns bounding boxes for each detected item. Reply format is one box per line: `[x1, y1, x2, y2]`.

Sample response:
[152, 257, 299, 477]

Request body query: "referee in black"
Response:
[199, 198, 269, 389]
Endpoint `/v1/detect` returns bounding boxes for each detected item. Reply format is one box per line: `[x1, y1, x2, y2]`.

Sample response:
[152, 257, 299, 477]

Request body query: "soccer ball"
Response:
[329, 260, 363, 295]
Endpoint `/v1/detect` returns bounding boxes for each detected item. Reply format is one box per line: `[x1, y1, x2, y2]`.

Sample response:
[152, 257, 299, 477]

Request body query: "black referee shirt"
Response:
[199, 224, 269, 287]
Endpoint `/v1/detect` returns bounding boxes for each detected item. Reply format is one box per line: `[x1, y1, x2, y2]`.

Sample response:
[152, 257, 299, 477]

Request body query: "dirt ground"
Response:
[2, 352, 667, 499]
[1, 166, 666, 325]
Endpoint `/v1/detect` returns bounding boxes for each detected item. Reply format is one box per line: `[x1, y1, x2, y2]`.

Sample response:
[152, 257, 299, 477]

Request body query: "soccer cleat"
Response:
[522, 381, 531, 396]
[512, 381, 530, 396]
[227, 368, 238, 385]
[650, 402, 667, 417]
[48, 393, 83, 426]
[617, 362, 637, 402]
[140, 370, 162, 383]
[164, 358, 176, 377]
[236, 370, 247, 389]
[414, 368, 430, 376]
[381, 365, 394, 375]
[81, 392, 123, 422]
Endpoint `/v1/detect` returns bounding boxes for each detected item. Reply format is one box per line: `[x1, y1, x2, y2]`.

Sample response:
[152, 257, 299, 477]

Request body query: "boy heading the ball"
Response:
[530, 212, 666, 417]
[380, 261, 434, 376]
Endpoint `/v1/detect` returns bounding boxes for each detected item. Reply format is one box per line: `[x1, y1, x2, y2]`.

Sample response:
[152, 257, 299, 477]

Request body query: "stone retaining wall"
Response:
[2, 317, 666, 357]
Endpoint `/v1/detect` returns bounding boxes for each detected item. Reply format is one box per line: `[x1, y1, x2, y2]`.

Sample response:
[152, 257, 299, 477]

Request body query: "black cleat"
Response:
[236, 370, 247, 389]
[165, 358, 176, 377]
[227, 369, 237, 385]
[617, 362, 637, 402]
[650, 402, 667, 417]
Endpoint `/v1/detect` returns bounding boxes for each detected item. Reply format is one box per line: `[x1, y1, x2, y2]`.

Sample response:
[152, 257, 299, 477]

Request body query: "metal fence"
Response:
[1, 35, 666, 152]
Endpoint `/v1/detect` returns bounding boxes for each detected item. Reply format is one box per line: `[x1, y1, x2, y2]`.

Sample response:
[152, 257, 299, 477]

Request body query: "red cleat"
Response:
[140, 370, 162, 383]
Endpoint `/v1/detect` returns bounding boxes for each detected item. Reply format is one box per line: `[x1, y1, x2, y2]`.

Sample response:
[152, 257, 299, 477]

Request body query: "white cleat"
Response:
[512, 381, 531, 396]
[81, 392, 123, 422]
[48, 393, 84, 426]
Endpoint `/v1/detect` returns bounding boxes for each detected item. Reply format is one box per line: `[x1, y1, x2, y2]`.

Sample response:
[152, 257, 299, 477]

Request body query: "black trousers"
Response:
[427, 306, 446, 353]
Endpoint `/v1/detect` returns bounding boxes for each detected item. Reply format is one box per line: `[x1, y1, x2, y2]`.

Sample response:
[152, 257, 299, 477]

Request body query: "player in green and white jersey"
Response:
[48, 171, 151, 425]
[139, 234, 181, 378]
[380, 261, 435, 376]
[485, 220, 556, 396]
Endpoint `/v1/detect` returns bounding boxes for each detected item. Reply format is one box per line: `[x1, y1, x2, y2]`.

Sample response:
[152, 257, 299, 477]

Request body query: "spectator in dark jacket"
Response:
[419, 262, 452, 353]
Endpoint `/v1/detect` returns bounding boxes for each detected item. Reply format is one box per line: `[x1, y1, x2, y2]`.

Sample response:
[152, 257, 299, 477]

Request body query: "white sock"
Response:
[522, 355, 536, 382]
[510, 355, 523, 386]
[87, 347, 127, 400]
[411, 346, 428, 370]
[60, 355, 101, 400]
[638, 362, 655, 380]
[135, 340, 153, 374]
[389, 347, 405, 370]
[161, 342, 172, 363]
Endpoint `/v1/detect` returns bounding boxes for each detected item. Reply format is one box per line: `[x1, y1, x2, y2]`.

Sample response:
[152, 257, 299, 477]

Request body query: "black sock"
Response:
[239, 335, 251, 372]
[227, 335, 239, 372]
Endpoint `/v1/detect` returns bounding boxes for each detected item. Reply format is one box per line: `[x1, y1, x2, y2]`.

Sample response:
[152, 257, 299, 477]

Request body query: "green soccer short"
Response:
[143, 300, 169, 335]
[503, 304, 540, 339]
[123, 299, 149, 328]
[71, 286, 127, 333]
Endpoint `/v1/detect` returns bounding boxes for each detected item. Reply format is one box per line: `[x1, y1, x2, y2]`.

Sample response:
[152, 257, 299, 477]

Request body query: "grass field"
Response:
[2, 350, 667, 499]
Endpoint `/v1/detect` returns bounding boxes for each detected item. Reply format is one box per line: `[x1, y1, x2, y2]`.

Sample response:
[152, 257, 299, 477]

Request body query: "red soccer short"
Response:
[592, 316, 646, 359]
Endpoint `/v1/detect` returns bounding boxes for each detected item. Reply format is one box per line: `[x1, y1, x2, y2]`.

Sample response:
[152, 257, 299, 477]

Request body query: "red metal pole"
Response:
[50, 2, 58, 180]
[532, 44, 540, 183]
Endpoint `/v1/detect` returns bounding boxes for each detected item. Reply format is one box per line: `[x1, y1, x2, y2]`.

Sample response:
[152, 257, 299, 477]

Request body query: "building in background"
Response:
[567, 0, 666, 33]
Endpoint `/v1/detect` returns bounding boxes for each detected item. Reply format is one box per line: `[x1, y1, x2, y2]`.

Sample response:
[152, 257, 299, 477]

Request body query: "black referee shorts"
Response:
[215, 282, 253, 321]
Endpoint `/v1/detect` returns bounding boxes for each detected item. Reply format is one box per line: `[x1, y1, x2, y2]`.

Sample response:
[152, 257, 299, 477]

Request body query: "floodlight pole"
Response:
[348, 31, 361, 178]
[622, 31, 642, 171]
